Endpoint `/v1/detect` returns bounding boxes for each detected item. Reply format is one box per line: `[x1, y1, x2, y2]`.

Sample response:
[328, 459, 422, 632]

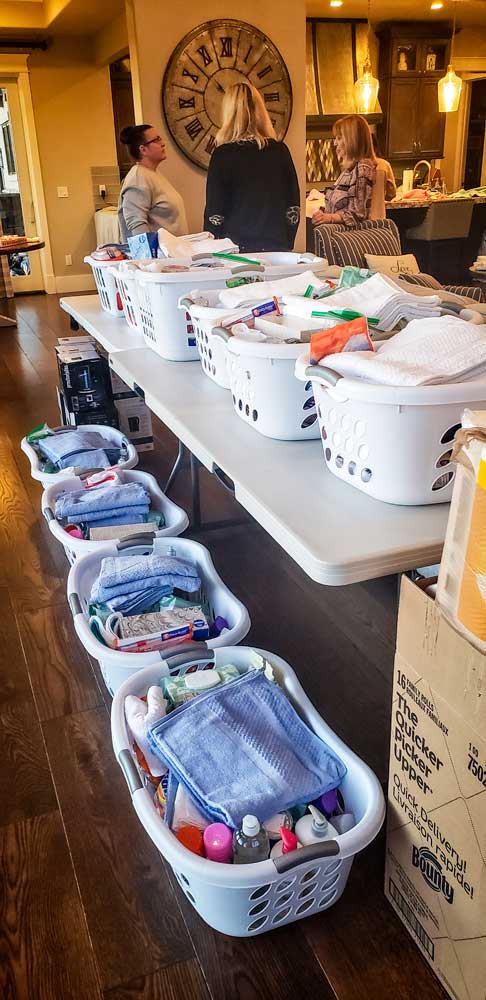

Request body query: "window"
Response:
[2, 123, 15, 175]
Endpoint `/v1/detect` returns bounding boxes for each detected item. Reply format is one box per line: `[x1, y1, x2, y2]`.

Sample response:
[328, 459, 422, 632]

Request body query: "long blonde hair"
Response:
[216, 81, 276, 149]
[333, 114, 376, 165]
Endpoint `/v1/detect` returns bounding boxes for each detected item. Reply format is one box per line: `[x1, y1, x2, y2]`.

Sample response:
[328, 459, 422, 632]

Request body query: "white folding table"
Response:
[109, 346, 449, 587]
[59, 295, 145, 353]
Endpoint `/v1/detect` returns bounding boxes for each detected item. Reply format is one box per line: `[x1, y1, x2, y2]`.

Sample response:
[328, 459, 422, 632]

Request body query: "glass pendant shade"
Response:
[438, 64, 462, 112]
[353, 62, 379, 114]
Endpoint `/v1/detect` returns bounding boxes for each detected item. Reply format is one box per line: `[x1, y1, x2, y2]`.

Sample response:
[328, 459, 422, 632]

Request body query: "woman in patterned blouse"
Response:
[312, 115, 376, 228]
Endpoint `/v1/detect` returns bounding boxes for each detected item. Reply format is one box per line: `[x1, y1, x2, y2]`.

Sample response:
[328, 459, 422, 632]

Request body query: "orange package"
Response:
[309, 315, 374, 365]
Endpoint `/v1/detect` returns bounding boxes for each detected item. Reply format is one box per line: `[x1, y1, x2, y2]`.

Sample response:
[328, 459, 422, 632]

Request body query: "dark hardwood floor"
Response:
[0, 292, 448, 1000]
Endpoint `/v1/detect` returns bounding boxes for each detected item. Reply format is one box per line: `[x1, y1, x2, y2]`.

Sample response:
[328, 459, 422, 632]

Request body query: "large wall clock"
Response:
[162, 19, 293, 170]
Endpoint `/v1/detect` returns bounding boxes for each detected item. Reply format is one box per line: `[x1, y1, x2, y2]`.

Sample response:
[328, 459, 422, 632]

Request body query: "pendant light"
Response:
[438, 3, 462, 112]
[353, 0, 379, 115]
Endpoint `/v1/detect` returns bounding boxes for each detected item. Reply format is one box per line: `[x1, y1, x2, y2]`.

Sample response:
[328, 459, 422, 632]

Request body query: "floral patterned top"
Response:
[325, 159, 376, 227]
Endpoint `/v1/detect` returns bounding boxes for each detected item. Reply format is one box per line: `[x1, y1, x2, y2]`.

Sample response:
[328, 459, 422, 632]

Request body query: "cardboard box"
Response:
[57, 386, 118, 430]
[114, 394, 153, 452]
[385, 576, 486, 1000]
[56, 344, 114, 415]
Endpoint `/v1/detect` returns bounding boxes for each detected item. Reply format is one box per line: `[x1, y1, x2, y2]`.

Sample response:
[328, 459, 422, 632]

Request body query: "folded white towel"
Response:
[319, 316, 486, 386]
[218, 270, 324, 308]
[157, 228, 238, 259]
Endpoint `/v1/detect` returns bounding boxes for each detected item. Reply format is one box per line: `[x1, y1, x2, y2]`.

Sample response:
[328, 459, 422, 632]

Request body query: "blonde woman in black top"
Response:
[204, 82, 300, 252]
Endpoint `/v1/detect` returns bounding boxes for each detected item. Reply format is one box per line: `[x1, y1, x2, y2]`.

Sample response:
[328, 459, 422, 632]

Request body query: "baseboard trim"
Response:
[53, 273, 96, 294]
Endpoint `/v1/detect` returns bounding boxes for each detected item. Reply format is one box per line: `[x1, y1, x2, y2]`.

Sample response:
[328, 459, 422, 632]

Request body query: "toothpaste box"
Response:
[385, 576, 486, 1000]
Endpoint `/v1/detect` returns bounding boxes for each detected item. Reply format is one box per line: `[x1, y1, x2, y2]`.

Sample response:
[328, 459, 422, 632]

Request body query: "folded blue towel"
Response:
[148, 669, 347, 829]
[38, 430, 119, 465]
[106, 585, 173, 614]
[55, 481, 149, 520]
[64, 505, 148, 526]
[90, 554, 200, 605]
[58, 448, 119, 471]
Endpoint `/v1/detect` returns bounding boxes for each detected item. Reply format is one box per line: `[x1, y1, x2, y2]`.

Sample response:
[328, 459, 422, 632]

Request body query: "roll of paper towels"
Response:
[402, 170, 414, 194]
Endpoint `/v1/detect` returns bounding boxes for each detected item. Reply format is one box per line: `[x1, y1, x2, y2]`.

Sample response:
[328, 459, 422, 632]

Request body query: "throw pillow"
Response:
[364, 252, 420, 278]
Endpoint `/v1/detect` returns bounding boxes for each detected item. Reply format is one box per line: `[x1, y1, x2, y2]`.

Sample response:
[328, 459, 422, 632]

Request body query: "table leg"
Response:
[0, 313, 16, 328]
[164, 440, 186, 495]
[190, 452, 202, 530]
[70, 316, 80, 331]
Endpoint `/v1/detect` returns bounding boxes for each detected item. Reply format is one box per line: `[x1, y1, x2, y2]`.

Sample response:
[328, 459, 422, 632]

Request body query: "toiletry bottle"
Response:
[233, 815, 269, 864]
[263, 811, 293, 842]
[270, 826, 301, 859]
[203, 823, 233, 863]
[313, 788, 339, 819]
[175, 825, 204, 856]
[295, 805, 338, 846]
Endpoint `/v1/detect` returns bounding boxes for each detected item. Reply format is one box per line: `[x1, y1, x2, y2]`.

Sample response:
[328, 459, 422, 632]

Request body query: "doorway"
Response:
[110, 57, 135, 181]
[0, 79, 43, 292]
[463, 78, 486, 189]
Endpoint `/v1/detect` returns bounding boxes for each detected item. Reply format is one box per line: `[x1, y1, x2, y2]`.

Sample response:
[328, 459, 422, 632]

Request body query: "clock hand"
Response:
[215, 81, 225, 94]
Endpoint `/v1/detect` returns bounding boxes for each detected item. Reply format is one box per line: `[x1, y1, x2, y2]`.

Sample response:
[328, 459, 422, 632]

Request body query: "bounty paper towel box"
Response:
[385, 576, 486, 1000]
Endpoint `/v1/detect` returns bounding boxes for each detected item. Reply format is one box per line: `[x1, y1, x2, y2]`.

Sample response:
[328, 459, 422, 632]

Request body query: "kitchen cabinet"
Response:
[377, 23, 451, 161]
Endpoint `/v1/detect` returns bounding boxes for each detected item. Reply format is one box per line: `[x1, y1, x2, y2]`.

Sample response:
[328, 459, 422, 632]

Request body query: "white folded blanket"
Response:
[318, 316, 486, 386]
[218, 270, 324, 307]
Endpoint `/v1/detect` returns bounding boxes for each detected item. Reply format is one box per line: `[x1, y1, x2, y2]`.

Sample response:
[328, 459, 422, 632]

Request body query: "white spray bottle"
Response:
[295, 804, 338, 846]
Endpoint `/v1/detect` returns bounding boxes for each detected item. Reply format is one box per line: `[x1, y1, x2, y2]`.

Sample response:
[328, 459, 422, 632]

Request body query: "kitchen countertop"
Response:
[387, 195, 486, 210]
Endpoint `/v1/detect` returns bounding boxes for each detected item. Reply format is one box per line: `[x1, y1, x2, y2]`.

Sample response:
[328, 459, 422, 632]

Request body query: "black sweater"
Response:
[203, 139, 300, 252]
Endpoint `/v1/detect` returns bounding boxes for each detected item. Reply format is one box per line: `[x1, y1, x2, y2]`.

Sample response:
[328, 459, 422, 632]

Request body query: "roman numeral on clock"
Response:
[205, 134, 216, 154]
[257, 64, 272, 80]
[264, 91, 279, 103]
[243, 45, 253, 64]
[182, 67, 199, 84]
[197, 45, 212, 67]
[179, 96, 195, 109]
[185, 117, 204, 141]
[220, 36, 233, 58]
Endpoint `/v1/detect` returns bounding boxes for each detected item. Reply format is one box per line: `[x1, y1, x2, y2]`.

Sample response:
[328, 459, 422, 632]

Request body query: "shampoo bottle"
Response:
[295, 805, 338, 846]
[270, 826, 301, 859]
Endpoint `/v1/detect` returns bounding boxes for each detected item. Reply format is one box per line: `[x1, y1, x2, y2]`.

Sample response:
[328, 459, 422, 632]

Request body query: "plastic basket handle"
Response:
[210, 326, 231, 343]
[160, 642, 215, 673]
[303, 364, 342, 387]
[273, 839, 340, 873]
[118, 749, 143, 794]
[179, 296, 194, 309]
[116, 533, 156, 551]
[43, 506, 55, 523]
[229, 264, 265, 275]
[68, 592, 82, 618]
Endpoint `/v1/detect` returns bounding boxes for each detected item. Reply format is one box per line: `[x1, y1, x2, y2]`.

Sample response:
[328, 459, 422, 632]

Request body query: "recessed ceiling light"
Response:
[330, 1, 343, 7]
[431, 2, 443, 8]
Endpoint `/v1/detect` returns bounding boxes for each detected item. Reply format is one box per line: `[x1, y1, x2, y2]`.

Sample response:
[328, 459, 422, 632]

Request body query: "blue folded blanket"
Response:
[38, 430, 121, 471]
[105, 585, 173, 614]
[90, 553, 201, 605]
[148, 669, 347, 830]
[55, 481, 149, 520]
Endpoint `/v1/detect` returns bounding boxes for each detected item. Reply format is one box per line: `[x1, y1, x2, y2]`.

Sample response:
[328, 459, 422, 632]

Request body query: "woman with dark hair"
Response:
[117, 124, 187, 242]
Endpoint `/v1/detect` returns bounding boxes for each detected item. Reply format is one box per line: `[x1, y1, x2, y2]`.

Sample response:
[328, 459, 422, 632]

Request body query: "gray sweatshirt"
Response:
[118, 164, 188, 242]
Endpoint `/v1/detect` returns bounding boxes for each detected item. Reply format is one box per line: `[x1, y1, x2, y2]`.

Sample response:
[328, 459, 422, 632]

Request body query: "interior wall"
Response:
[126, 0, 307, 247]
[29, 36, 118, 288]
[442, 26, 486, 192]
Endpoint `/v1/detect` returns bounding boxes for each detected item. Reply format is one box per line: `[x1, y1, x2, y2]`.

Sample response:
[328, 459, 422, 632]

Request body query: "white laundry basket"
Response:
[111, 644, 385, 937]
[221, 311, 336, 440]
[84, 256, 124, 316]
[116, 262, 146, 333]
[178, 290, 241, 389]
[295, 353, 486, 504]
[21, 424, 139, 489]
[137, 253, 328, 363]
[67, 536, 251, 694]
[42, 469, 189, 564]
